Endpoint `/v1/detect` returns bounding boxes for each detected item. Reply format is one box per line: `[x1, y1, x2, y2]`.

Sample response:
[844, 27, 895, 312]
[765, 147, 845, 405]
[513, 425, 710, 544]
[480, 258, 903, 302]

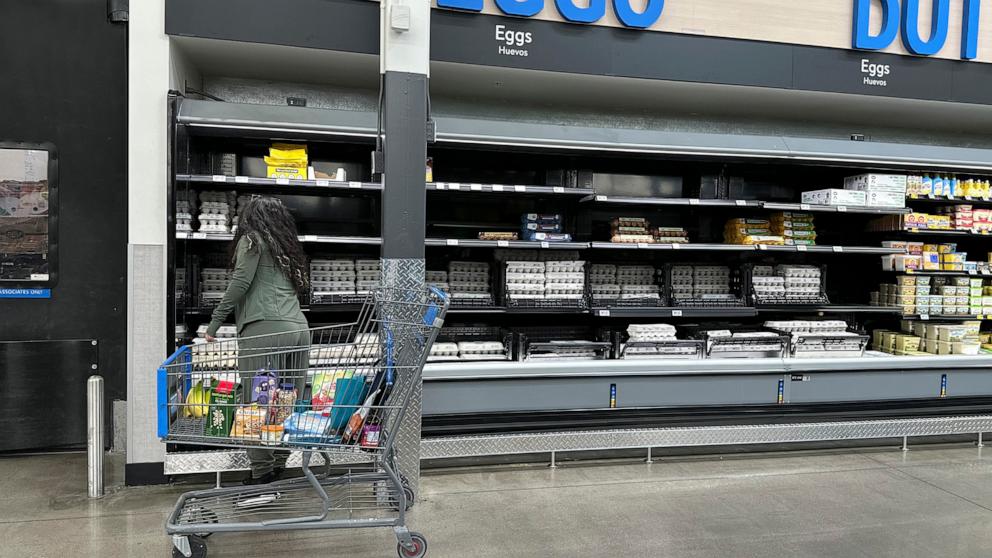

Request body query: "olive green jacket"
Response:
[206, 234, 307, 337]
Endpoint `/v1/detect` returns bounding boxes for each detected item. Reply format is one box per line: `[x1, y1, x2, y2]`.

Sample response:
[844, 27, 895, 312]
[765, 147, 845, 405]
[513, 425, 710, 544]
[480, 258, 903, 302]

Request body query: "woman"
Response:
[204, 196, 310, 485]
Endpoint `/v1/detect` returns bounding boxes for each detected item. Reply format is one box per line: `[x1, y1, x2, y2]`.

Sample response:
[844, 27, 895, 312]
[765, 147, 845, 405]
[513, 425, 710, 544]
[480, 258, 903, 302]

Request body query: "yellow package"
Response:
[738, 235, 785, 245]
[269, 143, 308, 159]
[267, 165, 308, 179]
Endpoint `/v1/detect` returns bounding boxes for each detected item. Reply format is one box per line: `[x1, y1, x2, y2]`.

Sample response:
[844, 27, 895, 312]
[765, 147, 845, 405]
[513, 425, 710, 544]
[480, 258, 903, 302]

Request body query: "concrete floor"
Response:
[3, 445, 992, 557]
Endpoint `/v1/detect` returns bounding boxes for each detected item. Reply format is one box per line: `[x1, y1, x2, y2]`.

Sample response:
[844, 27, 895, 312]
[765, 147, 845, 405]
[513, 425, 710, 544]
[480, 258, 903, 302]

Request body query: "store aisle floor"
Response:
[3, 445, 992, 557]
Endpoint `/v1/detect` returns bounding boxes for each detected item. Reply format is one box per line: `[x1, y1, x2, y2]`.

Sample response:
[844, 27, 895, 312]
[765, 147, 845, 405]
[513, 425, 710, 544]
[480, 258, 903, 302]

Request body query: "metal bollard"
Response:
[88, 375, 104, 498]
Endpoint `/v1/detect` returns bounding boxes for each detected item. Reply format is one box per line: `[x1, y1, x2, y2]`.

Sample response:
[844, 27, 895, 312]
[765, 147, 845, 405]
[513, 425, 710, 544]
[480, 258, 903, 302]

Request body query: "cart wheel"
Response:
[396, 532, 427, 558]
[172, 535, 208, 558]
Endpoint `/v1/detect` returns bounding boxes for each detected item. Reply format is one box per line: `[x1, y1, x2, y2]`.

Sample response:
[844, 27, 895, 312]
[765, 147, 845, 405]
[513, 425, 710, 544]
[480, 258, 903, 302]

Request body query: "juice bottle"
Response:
[932, 174, 944, 197]
[922, 174, 933, 197]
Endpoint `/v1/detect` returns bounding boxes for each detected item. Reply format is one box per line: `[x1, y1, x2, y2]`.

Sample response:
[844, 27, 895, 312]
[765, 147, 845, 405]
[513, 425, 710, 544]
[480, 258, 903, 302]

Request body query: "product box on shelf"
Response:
[801, 189, 867, 206]
[844, 174, 908, 193]
[865, 191, 906, 208]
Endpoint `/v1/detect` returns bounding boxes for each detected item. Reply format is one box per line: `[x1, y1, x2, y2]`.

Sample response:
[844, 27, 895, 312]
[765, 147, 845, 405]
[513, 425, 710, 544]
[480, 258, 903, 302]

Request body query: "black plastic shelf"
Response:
[590, 306, 758, 318]
[900, 314, 987, 321]
[426, 238, 588, 249]
[882, 269, 992, 277]
[907, 194, 992, 208]
[177, 232, 383, 245]
[428, 182, 594, 196]
[177, 174, 382, 192]
[584, 194, 909, 215]
[756, 305, 904, 314]
[896, 228, 991, 238]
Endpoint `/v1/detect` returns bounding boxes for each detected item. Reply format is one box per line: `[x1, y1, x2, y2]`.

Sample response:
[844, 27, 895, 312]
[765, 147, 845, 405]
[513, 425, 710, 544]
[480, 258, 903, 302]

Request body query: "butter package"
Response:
[801, 189, 867, 206]
[845, 173, 908, 193]
[866, 190, 907, 208]
[779, 229, 817, 238]
[922, 252, 941, 270]
[726, 218, 769, 227]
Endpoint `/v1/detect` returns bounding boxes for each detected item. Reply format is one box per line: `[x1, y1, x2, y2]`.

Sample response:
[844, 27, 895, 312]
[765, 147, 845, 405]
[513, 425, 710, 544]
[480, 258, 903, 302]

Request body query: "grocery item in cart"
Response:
[231, 405, 267, 439]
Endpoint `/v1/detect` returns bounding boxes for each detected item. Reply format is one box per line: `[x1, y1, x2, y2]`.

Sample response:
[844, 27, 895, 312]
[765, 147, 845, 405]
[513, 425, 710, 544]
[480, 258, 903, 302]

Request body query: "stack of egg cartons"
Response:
[545, 259, 585, 300]
[428, 341, 459, 362]
[176, 267, 187, 304]
[176, 190, 196, 233]
[198, 191, 235, 233]
[751, 265, 785, 302]
[310, 259, 356, 301]
[588, 264, 620, 302]
[200, 267, 231, 306]
[616, 265, 659, 301]
[457, 341, 507, 360]
[449, 261, 491, 304]
[355, 260, 380, 295]
[672, 265, 733, 302]
[426, 270, 449, 293]
[505, 261, 545, 302]
[776, 265, 822, 302]
[624, 323, 680, 357]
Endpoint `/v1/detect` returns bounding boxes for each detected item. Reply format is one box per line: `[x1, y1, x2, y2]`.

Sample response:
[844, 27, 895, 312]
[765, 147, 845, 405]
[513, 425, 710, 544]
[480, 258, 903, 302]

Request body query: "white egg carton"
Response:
[752, 266, 775, 277]
[356, 260, 381, 272]
[621, 292, 661, 300]
[507, 293, 546, 300]
[785, 277, 821, 287]
[589, 264, 617, 275]
[201, 268, 231, 280]
[495, 249, 539, 262]
[752, 276, 786, 286]
[545, 284, 584, 293]
[450, 271, 489, 283]
[312, 281, 356, 294]
[311, 259, 355, 272]
[542, 251, 581, 262]
[617, 265, 654, 276]
[621, 285, 659, 294]
[429, 342, 459, 358]
[507, 283, 546, 294]
[451, 292, 492, 300]
[457, 341, 505, 355]
[546, 272, 585, 283]
[426, 271, 448, 282]
[312, 270, 356, 282]
[176, 221, 193, 232]
[506, 273, 544, 284]
[450, 280, 490, 292]
[589, 275, 617, 285]
[775, 265, 821, 278]
[449, 261, 490, 273]
[591, 284, 622, 297]
[506, 261, 545, 273]
[546, 260, 585, 273]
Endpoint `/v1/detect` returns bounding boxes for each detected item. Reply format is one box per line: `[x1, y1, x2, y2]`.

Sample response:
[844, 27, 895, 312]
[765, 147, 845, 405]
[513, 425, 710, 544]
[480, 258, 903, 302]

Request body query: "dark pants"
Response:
[238, 320, 309, 477]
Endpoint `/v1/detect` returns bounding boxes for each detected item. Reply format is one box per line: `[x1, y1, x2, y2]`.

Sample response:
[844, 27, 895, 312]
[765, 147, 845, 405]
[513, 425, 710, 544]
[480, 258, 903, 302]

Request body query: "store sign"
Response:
[852, 0, 981, 59]
[0, 288, 50, 298]
[439, 0, 666, 28]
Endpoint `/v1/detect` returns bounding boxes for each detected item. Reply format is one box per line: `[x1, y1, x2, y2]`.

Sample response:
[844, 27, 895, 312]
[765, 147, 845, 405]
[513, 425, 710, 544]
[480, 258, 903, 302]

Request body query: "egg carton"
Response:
[176, 222, 193, 232]
[312, 270, 356, 282]
[752, 266, 775, 277]
[450, 292, 493, 300]
[312, 280, 357, 292]
[589, 264, 617, 276]
[775, 265, 821, 278]
[356, 260, 381, 272]
[429, 342, 460, 359]
[591, 284, 622, 297]
[546, 261, 585, 273]
[198, 221, 230, 232]
[589, 275, 618, 285]
[506, 261, 545, 273]
[450, 261, 490, 273]
[507, 293, 547, 300]
[427, 282, 449, 292]
[199, 191, 233, 203]
[507, 283, 546, 294]
[450, 281, 490, 293]
[311, 259, 356, 272]
[494, 249, 539, 262]
[450, 271, 489, 283]
[426, 271, 448, 282]
[543, 291, 586, 299]
[621, 285, 659, 294]
[628, 323, 677, 336]
[542, 251, 582, 262]
[457, 341, 506, 355]
[546, 272, 585, 283]
[506, 272, 544, 284]
[785, 277, 821, 287]
[617, 265, 654, 276]
[545, 283, 584, 292]
[752, 276, 786, 286]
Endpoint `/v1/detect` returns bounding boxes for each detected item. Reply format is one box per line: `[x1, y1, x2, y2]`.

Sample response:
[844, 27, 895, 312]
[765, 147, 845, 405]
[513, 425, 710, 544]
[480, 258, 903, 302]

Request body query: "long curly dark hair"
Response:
[231, 196, 309, 293]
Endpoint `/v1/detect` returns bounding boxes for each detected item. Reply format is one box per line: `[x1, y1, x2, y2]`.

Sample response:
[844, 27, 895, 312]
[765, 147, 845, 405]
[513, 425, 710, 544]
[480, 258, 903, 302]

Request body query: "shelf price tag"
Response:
[303, 235, 318, 242]
[637, 243, 651, 249]
[446, 239, 459, 246]
[497, 240, 510, 247]
[447, 183, 461, 190]
[800, 204, 811, 210]
[920, 314, 930, 320]
[540, 241, 550, 249]
[553, 187, 565, 193]
[597, 309, 611, 317]
[211, 175, 226, 183]
[671, 310, 683, 317]
[836, 206, 848, 212]
[434, 183, 445, 190]
[832, 246, 844, 253]
[276, 178, 290, 185]
[492, 185, 504, 192]
[757, 244, 768, 251]
[234, 176, 249, 184]
[348, 181, 362, 189]
[969, 270, 979, 276]
[192, 232, 207, 239]
[470, 184, 483, 191]
[671, 243, 681, 250]
[796, 245, 808, 252]
[315, 179, 329, 187]
[514, 185, 526, 192]
[689, 199, 700, 205]
[175, 232, 188, 239]
[735, 200, 748, 206]
[595, 195, 608, 201]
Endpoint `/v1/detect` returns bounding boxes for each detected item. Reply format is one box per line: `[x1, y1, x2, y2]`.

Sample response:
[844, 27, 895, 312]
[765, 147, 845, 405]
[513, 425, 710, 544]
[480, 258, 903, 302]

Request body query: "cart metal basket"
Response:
[158, 286, 449, 558]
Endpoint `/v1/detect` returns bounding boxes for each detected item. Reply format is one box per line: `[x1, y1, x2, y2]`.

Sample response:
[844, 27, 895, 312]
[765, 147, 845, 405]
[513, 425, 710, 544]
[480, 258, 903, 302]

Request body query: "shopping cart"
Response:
[158, 286, 449, 558]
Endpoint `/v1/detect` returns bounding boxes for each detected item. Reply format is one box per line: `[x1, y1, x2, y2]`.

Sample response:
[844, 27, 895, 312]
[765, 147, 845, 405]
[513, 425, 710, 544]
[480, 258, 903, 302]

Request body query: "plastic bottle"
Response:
[922, 174, 933, 197]
[949, 175, 958, 198]
[932, 174, 944, 197]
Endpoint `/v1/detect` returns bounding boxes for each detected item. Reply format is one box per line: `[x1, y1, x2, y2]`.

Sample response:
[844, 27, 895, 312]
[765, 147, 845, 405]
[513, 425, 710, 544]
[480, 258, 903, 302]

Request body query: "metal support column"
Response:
[379, 0, 431, 498]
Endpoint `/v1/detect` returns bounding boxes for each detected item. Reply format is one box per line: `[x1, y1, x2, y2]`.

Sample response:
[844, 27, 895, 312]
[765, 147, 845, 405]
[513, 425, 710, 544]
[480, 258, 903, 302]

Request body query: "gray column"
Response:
[379, 0, 430, 497]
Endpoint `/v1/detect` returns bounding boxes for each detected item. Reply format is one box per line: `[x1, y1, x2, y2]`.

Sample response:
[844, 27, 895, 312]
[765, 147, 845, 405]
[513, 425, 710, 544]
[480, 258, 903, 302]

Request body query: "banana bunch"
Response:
[184, 380, 213, 418]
